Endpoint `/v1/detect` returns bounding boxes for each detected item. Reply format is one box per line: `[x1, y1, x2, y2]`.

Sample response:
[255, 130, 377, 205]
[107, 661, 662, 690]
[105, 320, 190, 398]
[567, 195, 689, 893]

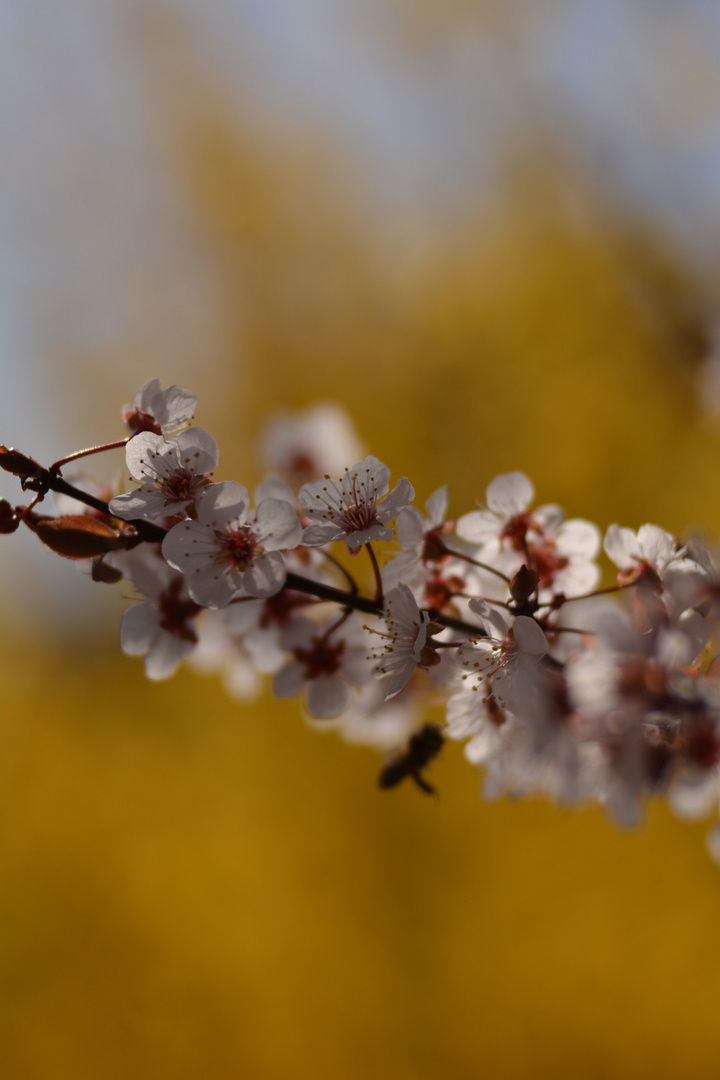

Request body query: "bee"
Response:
[378, 724, 444, 795]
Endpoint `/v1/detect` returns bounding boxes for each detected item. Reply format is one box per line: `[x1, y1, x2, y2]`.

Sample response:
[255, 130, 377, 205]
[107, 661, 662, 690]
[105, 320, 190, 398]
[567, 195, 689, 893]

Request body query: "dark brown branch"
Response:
[3, 447, 487, 637]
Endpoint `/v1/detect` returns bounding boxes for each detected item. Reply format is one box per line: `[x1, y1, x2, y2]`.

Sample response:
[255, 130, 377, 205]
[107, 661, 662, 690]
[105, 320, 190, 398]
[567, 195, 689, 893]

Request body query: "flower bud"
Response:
[509, 563, 539, 605]
[0, 499, 19, 533]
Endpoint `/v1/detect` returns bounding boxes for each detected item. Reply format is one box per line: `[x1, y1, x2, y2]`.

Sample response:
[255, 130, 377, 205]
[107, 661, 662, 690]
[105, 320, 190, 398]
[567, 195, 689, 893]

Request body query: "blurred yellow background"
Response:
[3, 4, 720, 1077]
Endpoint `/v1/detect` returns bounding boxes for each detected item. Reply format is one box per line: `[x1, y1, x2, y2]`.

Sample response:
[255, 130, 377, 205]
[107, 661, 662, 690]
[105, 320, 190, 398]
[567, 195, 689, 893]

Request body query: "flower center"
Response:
[334, 475, 379, 533]
[294, 637, 345, 679]
[259, 590, 308, 628]
[528, 540, 569, 589]
[123, 407, 162, 435]
[158, 577, 201, 642]
[220, 525, 258, 569]
[501, 511, 534, 552]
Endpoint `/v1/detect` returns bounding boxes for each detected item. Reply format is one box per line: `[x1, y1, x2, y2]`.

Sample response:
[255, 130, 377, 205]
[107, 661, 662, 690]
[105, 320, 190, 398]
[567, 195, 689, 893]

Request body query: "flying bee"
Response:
[378, 723, 444, 795]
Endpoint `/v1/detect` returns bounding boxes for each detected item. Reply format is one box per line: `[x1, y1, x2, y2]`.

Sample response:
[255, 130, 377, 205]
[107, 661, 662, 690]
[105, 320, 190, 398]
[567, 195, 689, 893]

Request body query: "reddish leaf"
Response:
[33, 514, 128, 559]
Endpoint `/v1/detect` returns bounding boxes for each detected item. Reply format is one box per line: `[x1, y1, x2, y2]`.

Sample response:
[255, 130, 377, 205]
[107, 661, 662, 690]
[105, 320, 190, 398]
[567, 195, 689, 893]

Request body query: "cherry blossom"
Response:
[456, 471, 539, 553]
[10, 377, 720, 864]
[122, 378, 197, 437]
[109, 428, 218, 522]
[456, 602, 549, 718]
[186, 605, 290, 702]
[272, 616, 371, 719]
[603, 523, 693, 586]
[162, 481, 302, 607]
[456, 472, 600, 600]
[382, 485, 453, 592]
[371, 584, 443, 700]
[566, 592, 717, 826]
[299, 456, 414, 551]
[259, 402, 364, 487]
[118, 547, 201, 680]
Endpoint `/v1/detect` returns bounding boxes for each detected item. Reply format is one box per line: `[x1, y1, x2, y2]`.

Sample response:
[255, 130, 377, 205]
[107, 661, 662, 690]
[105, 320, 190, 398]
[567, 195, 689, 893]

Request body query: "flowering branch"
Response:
[3, 379, 720, 862]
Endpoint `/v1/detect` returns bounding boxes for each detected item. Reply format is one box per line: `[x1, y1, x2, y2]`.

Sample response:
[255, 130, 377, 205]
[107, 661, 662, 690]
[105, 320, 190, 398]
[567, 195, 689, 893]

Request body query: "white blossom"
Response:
[109, 428, 218, 523]
[371, 584, 442, 700]
[604, 523, 696, 586]
[456, 472, 600, 600]
[162, 481, 302, 607]
[299, 456, 414, 550]
[118, 547, 201, 680]
[382, 485, 450, 592]
[123, 378, 197, 437]
[272, 616, 371, 719]
[259, 402, 364, 487]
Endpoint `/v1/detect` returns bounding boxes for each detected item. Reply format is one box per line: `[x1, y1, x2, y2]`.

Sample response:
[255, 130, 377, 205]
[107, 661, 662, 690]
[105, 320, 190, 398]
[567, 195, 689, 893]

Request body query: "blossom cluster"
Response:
[3, 377, 720, 863]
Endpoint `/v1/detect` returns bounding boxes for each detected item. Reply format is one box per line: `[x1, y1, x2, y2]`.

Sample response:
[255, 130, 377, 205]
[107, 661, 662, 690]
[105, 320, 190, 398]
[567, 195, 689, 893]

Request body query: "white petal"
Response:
[465, 729, 496, 765]
[298, 476, 343, 518]
[196, 481, 249, 528]
[555, 518, 601, 559]
[153, 385, 197, 430]
[301, 523, 343, 546]
[123, 549, 171, 599]
[109, 486, 176, 522]
[669, 774, 717, 820]
[377, 660, 417, 700]
[657, 628, 695, 669]
[533, 503, 564, 534]
[134, 378, 162, 411]
[173, 427, 219, 475]
[119, 603, 158, 656]
[424, 485, 449, 527]
[551, 560, 600, 598]
[603, 524, 636, 570]
[377, 476, 415, 523]
[456, 510, 502, 543]
[125, 431, 165, 482]
[343, 456, 390, 501]
[145, 634, 192, 680]
[468, 597, 510, 638]
[341, 644, 373, 684]
[485, 472, 533, 517]
[254, 474, 296, 505]
[273, 660, 306, 698]
[242, 551, 287, 598]
[162, 520, 217, 572]
[344, 524, 394, 547]
[395, 507, 425, 550]
[637, 524, 675, 568]
[677, 608, 710, 657]
[381, 551, 422, 590]
[254, 499, 302, 550]
[244, 634, 287, 674]
[306, 676, 349, 719]
[512, 615, 548, 655]
[187, 567, 234, 608]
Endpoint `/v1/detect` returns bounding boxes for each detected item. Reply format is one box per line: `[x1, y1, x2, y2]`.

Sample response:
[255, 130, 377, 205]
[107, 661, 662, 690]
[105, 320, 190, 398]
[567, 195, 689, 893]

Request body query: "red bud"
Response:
[0, 499, 19, 533]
